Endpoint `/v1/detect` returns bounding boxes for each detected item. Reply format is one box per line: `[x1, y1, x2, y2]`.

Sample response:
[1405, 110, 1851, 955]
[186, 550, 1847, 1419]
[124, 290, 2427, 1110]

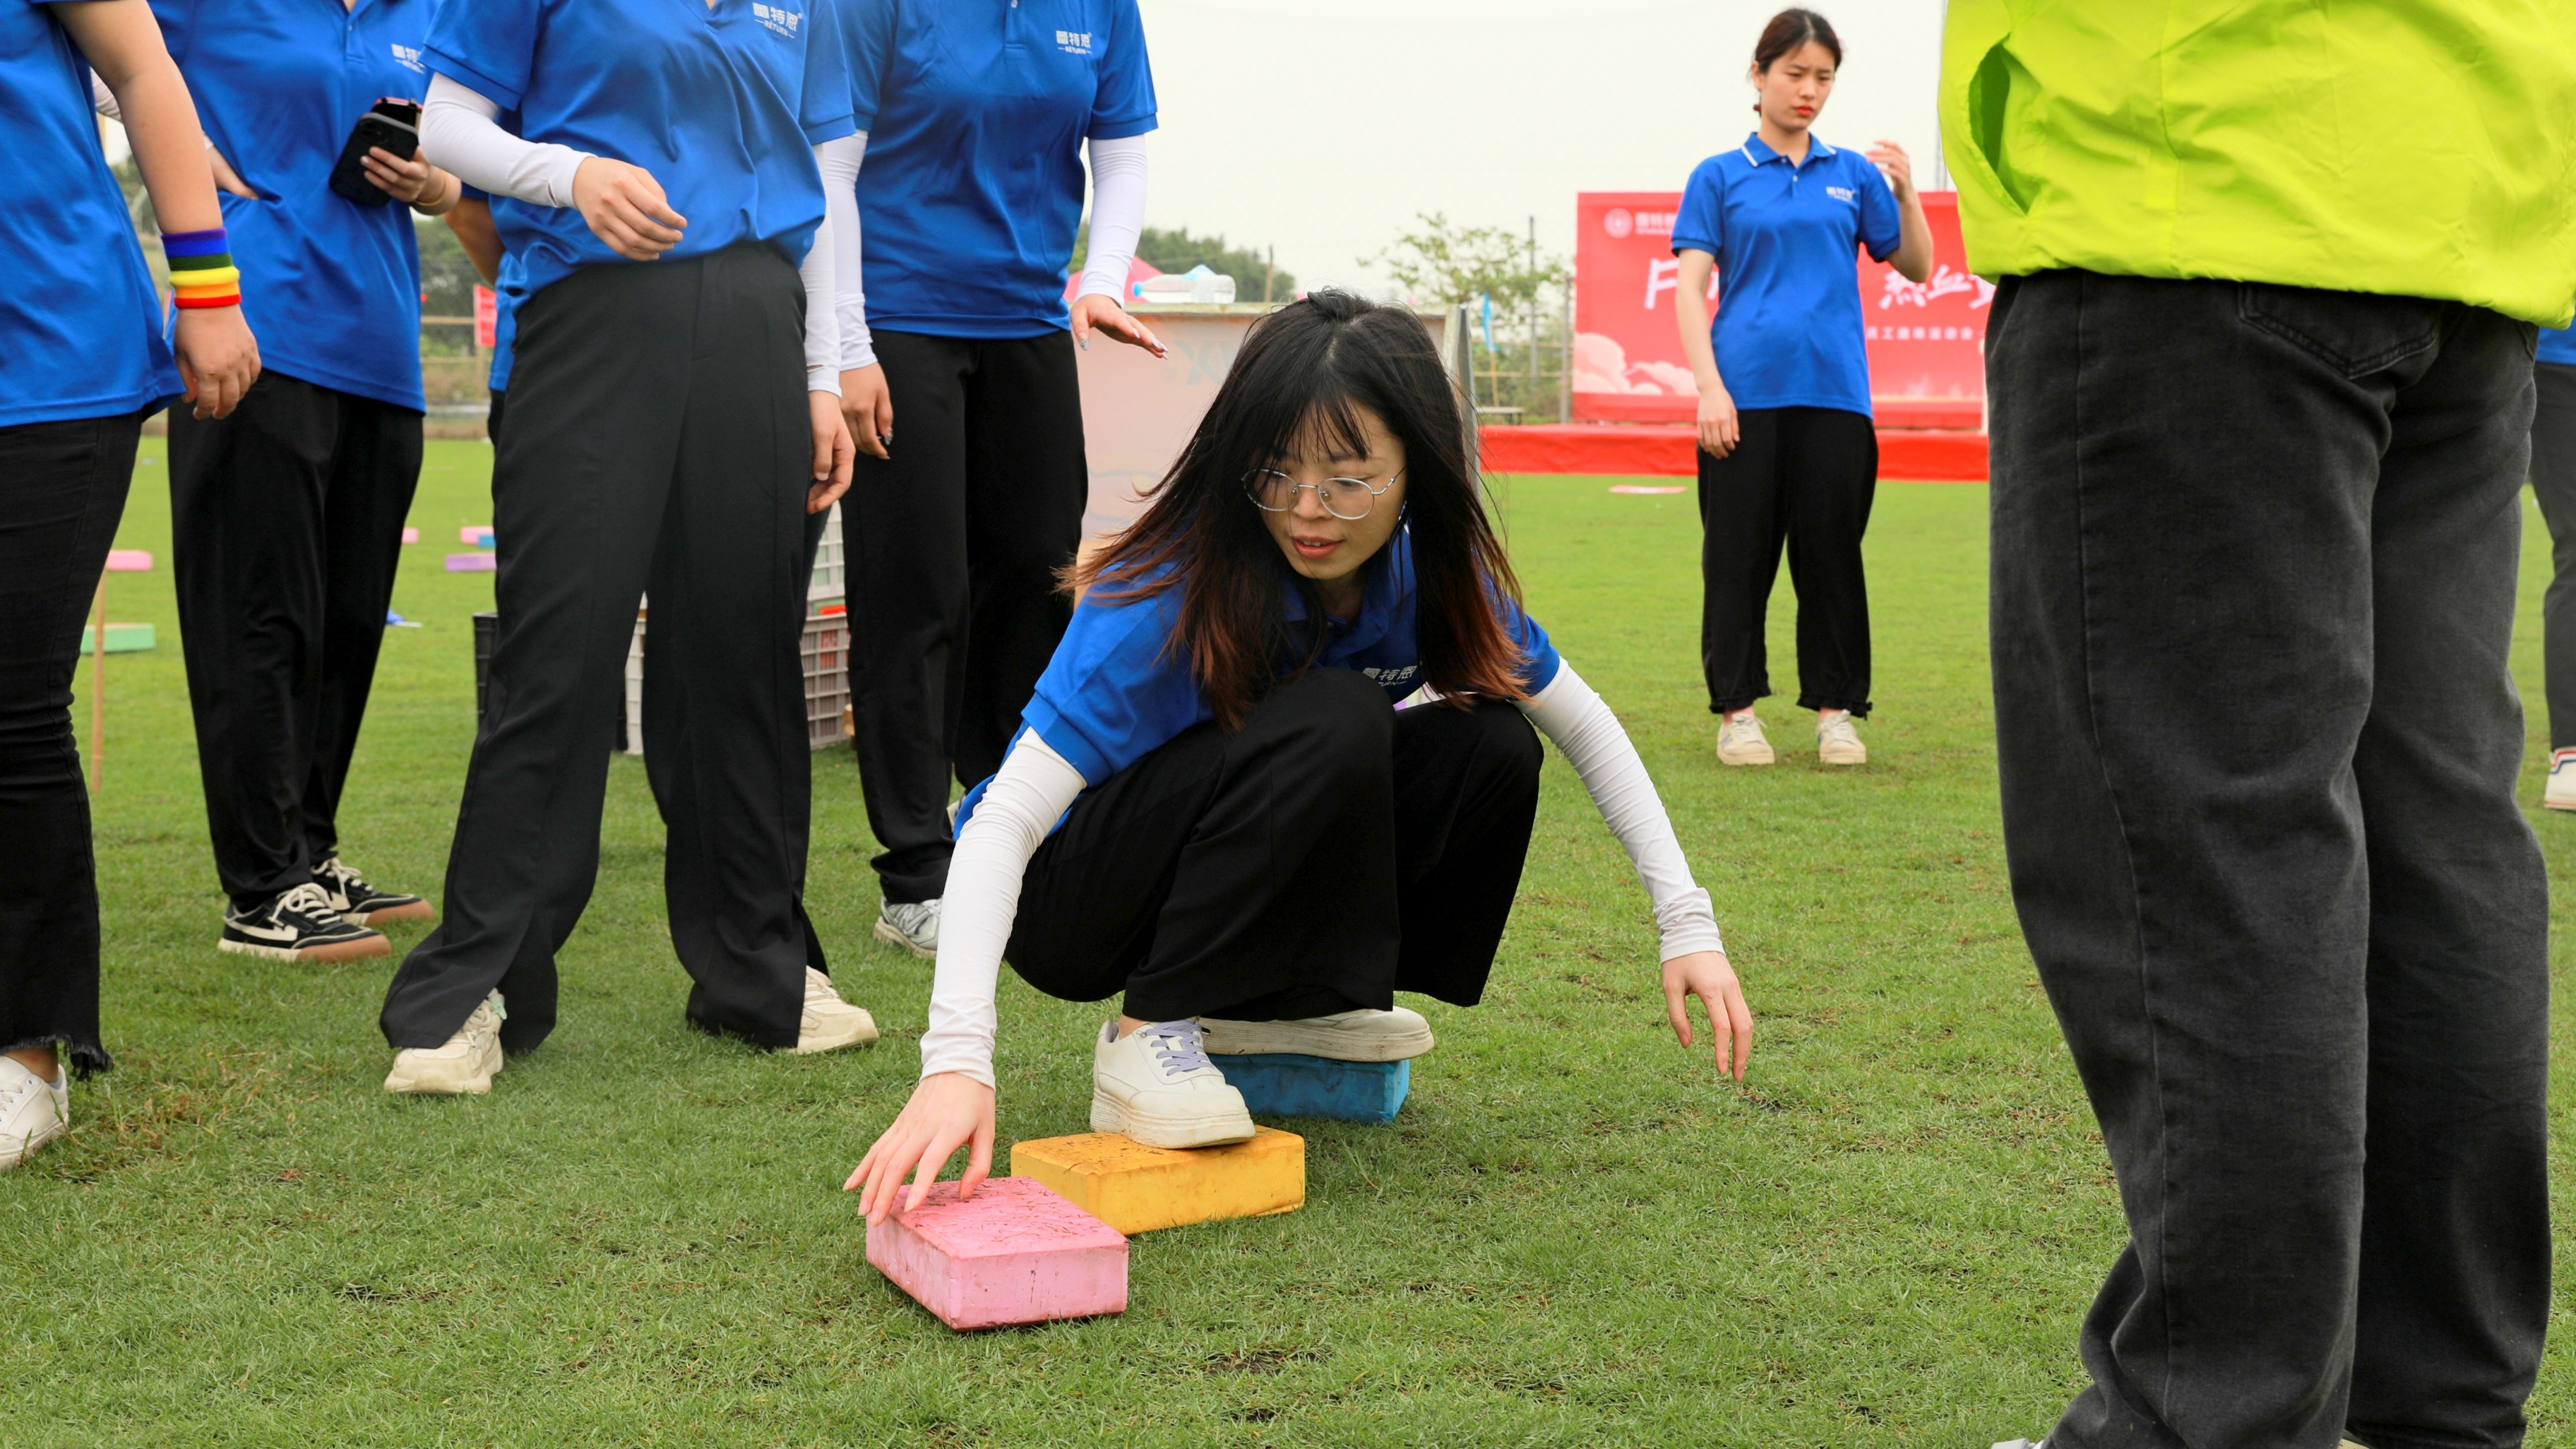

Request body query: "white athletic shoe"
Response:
[1090, 1019, 1256, 1150]
[1716, 709, 1775, 766]
[1817, 710, 1868, 765]
[792, 967, 879, 1054]
[0, 1056, 68, 1170]
[874, 898, 941, 959]
[2548, 749, 2576, 811]
[384, 990, 506, 1095]
[1198, 1007, 1434, 1062]
[1991, 1440, 2045, 1449]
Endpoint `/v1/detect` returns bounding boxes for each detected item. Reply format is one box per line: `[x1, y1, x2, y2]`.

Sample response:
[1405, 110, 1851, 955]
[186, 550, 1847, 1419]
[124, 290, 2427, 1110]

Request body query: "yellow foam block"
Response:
[1009, 1128, 1304, 1235]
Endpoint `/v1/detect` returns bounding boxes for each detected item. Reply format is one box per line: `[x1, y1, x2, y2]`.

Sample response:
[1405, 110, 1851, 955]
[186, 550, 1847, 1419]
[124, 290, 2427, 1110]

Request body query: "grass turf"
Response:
[4, 449, 2570, 1446]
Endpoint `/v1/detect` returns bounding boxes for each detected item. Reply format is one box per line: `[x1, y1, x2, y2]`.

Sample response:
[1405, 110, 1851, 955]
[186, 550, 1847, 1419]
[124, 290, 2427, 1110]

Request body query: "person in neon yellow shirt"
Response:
[1945, 6, 2576, 1448]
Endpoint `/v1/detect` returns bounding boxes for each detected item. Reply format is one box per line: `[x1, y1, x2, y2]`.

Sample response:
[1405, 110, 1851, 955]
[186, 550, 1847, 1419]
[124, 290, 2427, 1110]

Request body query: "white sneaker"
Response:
[0, 1056, 68, 1170]
[384, 990, 506, 1095]
[1817, 710, 1867, 765]
[1716, 709, 1774, 766]
[792, 967, 879, 1054]
[1090, 1019, 1256, 1150]
[1198, 1007, 1434, 1061]
[1991, 1441, 2044, 1449]
[2548, 749, 2576, 811]
[874, 898, 940, 959]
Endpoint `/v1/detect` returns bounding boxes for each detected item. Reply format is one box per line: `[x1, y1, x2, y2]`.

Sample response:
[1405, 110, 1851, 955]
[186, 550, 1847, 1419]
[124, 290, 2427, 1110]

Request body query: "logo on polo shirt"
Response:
[1362, 664, 1419, 686]
[1056, 29, 1093, 55]
[752, 4, 801, 38]
[389, 43, 424, 73]
[1826, 185, 1856, 203]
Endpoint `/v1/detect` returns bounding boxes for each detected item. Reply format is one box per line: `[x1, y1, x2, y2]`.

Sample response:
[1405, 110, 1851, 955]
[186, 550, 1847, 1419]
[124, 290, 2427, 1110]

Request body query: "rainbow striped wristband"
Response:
[164, 227, 240, 309]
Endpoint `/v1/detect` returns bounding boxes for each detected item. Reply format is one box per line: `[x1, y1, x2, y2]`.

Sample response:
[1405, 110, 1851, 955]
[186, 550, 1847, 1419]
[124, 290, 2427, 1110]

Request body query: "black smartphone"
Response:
[328, 97, 422, 207]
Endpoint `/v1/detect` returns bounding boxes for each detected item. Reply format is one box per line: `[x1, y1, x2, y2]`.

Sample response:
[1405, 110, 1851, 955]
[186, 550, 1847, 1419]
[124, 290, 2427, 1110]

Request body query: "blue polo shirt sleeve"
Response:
[1854, 155, 1901, 262]
[1019, 585, 1208, 786]
[1087, 0, 1156, 140]
[1670, 156, 1724, 258]
[797, 0, 854, 143]
[1496, 595, 1563, 694]
[842, 0, 893, 131]
[425, 0, 536, 110]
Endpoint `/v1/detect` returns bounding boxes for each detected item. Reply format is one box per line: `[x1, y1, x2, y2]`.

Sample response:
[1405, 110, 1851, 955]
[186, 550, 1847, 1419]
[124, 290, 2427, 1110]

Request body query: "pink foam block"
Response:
[460, 525, 494, 546]
[444, 552, 497, 573]
[864, 1176, 1127, 1331]
[401, 527, 420, 544]
[104, 549, 152, 572]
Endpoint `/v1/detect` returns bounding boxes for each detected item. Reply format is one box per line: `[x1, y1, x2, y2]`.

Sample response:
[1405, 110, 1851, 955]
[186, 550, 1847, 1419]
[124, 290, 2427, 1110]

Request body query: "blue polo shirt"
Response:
[1671, 133, 1902, 418]
[954, 530, 1562, 833]
[843, 0, 1156, 338]
[2541, 313, 2576, 367]
[424, 0, 854, 306]
[488, 246, 522, 391]
[152, 0, 431, 412]
[0, 0, 181, 427]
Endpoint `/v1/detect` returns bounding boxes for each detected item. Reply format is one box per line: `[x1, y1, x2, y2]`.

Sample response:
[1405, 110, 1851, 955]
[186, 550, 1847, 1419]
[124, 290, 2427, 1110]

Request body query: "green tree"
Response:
[1070, 222, 1296, 302]
[1364, 212, 1566, 311]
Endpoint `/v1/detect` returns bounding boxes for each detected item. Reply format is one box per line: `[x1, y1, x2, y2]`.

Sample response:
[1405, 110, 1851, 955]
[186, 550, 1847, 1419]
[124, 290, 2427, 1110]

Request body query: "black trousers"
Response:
[847, 328, 1086, 904]
[1006, 668, 1542, 1022]
[0, 410, 144, 1077]
[1987, 270, 2547, 1449]
[1695, 405, 1876, 716]
[167, 370, 424, 910]
[2524, 362, 2576, 747]
[380, 245, 818, 1054]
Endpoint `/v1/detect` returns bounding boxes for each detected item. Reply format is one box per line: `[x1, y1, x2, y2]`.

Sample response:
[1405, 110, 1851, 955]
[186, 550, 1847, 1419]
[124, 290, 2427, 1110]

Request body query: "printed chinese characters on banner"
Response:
[1572, 190, 1988, 427]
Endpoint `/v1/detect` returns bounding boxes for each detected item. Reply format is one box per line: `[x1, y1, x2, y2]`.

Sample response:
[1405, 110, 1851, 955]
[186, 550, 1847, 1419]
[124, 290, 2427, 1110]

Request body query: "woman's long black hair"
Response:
[1068, 290, 1530, 729]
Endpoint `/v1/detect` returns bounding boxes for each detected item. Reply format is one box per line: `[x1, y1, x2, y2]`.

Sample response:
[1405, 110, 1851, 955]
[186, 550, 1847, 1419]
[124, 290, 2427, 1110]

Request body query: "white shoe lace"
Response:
[278, 882, 340, 921]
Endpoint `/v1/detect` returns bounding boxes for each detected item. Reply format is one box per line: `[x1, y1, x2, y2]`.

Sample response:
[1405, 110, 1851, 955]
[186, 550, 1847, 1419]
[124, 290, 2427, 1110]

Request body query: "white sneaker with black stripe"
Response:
[0, 1056, 68, 1170]
[874, 898, 940, 959]
[2546, 748, 2576, 811]
[220, 883, 389, 962]
[316, 857, 433, 926]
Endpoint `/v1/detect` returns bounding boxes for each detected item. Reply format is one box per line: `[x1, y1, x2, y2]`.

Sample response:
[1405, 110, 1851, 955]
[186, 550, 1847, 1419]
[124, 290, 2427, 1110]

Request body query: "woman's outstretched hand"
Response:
[1662, 950, 1753, 1080]
[1070, 292, 1165, 357]
[846, 1071, 996, 1224]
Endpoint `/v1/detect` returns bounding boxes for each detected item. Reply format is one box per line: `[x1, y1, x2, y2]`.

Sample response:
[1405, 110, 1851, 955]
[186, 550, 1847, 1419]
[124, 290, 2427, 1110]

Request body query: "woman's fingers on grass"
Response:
[1665, 980, 1695, 1047]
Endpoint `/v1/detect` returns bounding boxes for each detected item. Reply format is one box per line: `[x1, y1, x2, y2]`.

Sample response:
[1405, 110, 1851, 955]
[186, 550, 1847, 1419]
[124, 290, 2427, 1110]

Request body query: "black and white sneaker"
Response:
[219, 883, 390, 962]
[316, 857, 433, 926]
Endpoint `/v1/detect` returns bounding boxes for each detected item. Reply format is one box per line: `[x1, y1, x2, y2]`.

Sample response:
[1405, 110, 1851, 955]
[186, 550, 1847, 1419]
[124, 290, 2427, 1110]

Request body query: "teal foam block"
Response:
[1220, 1054, 1409, 1124]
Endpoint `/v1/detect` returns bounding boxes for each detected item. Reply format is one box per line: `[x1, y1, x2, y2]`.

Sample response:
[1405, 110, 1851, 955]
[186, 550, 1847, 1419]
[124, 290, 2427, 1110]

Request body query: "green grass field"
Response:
[4, 448, 2570, 1446]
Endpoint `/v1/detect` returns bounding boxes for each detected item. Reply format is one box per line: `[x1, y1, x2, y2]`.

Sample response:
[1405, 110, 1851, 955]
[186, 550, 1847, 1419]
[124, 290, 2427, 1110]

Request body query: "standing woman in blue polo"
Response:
[821, 0, 1164, 960]
[0, 0, 258, 1167]
[373, 0, 881, 1094]
[150, 0, 467, 961]
[1671, 8, 1928, 770]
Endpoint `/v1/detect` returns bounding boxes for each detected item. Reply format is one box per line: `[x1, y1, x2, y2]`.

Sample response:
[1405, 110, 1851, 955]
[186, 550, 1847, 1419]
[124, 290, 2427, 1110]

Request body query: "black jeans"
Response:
[0, 410, 143, 1077]
[2525, 362, 2576, 748]
[380, 246, 818, 1054]
[167, 371, 423, 910]
[1696, 405, 1876, 716]
[1987, 270, 2548, 1449]
[846, 328, 1086, 905]
[1007, 669, 1542, 1021]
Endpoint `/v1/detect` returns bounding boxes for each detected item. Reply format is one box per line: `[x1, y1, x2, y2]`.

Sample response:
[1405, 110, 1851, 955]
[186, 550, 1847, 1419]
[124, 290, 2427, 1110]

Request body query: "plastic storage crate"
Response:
[809, 503, 845, 603]
[621, 607, 848, 757]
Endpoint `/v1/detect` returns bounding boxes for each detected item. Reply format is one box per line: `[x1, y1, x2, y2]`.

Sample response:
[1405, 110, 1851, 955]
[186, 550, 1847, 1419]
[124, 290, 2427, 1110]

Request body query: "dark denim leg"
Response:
[1988, 270, 2546, 1449]
[2528, 363, 2576, 749]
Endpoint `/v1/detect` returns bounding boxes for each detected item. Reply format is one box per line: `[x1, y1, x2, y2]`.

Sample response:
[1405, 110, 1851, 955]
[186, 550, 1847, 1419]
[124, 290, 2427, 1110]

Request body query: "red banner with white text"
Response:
[1571, 190, 1989, 429]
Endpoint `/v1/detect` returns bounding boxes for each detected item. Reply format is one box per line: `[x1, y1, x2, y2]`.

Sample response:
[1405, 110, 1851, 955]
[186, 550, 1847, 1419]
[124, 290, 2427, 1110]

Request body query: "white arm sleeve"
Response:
[818, 132, 874, 371]
[919, 732, 1089, 1087]
[799, 147, 840, 395]
[422, 73, 587, 208]
[90, 70, 119, 121]
[1517, 664, 1725, 962]
[1075, 134, 1147, 303]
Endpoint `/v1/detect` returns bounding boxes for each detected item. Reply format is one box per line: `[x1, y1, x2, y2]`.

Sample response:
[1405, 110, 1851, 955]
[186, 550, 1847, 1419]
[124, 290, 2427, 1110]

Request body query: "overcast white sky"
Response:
[1138, 0, 1948, 293]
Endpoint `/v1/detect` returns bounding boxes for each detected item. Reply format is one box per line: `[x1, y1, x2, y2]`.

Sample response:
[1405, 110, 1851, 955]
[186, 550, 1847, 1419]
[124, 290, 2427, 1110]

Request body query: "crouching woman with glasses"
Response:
[848, 292, 1753, 1220]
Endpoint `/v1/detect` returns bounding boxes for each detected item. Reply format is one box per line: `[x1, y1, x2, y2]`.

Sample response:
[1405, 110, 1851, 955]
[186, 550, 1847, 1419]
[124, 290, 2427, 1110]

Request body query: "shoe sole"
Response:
[0, 1123, 66, 1171]
[2546, 798, 2576, 812]
[1205, 1022, 1433, 1062]
[1717, 741, 1774, 765]
[871, 919, 935, 960]
[791, 1013, 881, 1054]
[356, 900, 435, 925]
[1090, 1088, 1256, 1150]
[1818, 749, 1866, 765]
[219, 933, 392, 963]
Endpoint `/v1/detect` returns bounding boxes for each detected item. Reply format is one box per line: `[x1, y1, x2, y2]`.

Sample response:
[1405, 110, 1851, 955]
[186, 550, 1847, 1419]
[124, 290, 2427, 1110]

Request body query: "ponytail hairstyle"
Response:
[1066, 290, 1530, 729]
[1753, 8, 1842, 73]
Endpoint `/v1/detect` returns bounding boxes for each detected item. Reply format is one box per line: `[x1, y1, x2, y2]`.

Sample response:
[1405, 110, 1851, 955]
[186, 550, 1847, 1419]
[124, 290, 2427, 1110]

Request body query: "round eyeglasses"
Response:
[1246, 467, 1401, 521]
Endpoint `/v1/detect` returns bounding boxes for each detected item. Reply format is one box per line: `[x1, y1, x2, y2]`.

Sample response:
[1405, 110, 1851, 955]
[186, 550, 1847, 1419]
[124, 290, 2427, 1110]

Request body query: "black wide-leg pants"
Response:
[1006, 668, 1543, 1022]
[846, 328, 1086, 906]
[168, 371, 424, 910]
[1695, 404, 1876, 717]
[1987, 270, 2547, 1449]
[381, 245, 817, 1054]
[2524, 361, 2576, 748]
[0, 409, 144, 1077]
